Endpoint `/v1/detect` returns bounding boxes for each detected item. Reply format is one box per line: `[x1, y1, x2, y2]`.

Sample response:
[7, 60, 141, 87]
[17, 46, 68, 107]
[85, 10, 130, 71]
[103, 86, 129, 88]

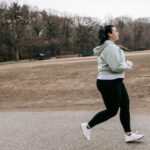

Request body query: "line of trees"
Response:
[0, 2, 150, 62]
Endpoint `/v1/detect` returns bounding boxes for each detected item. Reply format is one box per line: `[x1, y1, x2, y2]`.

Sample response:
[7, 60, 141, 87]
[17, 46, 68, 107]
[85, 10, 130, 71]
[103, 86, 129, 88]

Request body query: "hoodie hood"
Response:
[93, 40, 114, 56]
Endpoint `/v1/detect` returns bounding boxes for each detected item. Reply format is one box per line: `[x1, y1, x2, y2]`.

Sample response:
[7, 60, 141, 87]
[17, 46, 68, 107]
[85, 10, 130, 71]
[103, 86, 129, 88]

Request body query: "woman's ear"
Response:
[108, 32, 112, 38]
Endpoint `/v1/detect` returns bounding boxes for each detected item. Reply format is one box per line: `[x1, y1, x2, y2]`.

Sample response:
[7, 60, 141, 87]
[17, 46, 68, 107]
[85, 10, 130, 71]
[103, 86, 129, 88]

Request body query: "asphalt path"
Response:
[0, 111, 149, 150]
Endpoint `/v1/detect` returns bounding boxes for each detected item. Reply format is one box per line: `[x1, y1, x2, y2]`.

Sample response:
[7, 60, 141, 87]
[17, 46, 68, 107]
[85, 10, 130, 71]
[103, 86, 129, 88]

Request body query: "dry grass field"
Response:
[0, 50, 150, 113]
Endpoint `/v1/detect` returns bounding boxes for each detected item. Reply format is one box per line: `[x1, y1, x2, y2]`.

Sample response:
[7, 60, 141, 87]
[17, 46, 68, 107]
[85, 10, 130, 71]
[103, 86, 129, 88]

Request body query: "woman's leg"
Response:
[119, 82, 145, 142]
[88, 79, 121, 128]
[119, 82, 131, 132]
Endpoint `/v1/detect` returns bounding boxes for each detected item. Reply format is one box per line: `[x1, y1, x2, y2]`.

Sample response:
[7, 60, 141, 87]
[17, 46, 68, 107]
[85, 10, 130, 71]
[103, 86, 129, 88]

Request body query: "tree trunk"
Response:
[15, 46, 19, 61]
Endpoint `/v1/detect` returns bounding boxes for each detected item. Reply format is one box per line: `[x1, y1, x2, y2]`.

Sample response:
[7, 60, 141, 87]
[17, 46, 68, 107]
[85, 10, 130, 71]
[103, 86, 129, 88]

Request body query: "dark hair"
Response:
[98, 25, 114, 45]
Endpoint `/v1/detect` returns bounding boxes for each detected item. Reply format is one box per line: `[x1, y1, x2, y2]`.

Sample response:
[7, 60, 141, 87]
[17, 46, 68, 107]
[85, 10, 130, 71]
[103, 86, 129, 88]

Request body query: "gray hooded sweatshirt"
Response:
[93, 40, 132, 80]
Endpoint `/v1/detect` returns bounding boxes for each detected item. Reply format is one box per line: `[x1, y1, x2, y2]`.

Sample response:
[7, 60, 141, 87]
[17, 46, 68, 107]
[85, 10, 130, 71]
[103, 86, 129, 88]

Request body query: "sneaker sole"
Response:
[126, 135, 144, 143]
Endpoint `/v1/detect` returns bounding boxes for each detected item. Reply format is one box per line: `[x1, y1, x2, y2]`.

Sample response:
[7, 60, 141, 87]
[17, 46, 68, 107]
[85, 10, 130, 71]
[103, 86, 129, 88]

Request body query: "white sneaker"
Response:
[81, 123, 91, 140]
[125, 131, 144, 143]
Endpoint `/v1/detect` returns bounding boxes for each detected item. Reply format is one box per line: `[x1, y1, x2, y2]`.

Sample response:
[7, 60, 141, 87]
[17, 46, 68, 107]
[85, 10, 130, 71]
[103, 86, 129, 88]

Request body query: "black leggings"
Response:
[88, 79, 131, 132]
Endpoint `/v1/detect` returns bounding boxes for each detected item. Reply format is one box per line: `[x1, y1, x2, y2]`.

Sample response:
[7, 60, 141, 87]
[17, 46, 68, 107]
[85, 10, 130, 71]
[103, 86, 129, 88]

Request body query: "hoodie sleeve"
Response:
[104, 44, 133, 73]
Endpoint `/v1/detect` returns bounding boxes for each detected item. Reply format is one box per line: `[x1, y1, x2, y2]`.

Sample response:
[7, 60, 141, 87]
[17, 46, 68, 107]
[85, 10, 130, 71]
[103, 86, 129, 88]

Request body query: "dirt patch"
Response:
[0, 51, 150, 112]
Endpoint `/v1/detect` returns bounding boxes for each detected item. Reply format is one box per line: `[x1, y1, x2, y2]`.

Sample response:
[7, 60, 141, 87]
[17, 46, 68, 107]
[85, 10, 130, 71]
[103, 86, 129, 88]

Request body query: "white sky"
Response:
[2, 0, 150, 20]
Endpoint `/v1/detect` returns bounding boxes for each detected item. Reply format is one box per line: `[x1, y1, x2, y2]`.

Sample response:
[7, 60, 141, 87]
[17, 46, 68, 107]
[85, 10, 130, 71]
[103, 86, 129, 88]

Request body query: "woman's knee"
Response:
[107, 109, 118, 118]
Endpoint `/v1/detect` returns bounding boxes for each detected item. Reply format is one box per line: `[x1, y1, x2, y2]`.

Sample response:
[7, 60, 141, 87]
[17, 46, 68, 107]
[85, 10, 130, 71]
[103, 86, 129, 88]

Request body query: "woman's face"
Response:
[108, 27, 119, 42]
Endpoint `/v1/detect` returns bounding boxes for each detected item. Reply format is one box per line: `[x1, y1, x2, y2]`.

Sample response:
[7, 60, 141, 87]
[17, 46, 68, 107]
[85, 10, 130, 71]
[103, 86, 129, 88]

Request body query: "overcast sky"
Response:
[3, 0, 150, 20]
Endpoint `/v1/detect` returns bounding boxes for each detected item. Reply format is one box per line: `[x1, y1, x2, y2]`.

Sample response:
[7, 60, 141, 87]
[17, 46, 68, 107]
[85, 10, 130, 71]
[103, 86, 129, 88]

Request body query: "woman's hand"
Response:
[126, 60, 133, 69]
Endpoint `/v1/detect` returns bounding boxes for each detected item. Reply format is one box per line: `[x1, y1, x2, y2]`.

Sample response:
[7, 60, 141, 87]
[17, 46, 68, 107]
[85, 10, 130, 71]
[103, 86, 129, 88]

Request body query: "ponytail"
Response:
[98, 25, 114, 45]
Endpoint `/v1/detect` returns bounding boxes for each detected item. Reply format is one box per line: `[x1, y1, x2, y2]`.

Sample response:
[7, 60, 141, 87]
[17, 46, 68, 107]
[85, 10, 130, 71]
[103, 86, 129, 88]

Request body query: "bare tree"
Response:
[3, 2, 30, 60]
[73, 16, 99, 56]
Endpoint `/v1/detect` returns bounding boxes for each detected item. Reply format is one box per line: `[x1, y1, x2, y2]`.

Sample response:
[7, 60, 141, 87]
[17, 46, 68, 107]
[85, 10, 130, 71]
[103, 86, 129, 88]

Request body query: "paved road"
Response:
[0, 111, 149, 150]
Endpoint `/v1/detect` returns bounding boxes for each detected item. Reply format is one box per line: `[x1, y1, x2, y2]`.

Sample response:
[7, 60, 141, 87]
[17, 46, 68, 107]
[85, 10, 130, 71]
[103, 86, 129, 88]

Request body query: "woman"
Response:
[81, 25, 144, 143]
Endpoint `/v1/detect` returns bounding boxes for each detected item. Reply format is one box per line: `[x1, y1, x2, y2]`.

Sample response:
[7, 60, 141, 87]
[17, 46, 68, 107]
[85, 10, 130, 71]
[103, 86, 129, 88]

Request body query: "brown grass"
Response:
[0, 50, 150, 112]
